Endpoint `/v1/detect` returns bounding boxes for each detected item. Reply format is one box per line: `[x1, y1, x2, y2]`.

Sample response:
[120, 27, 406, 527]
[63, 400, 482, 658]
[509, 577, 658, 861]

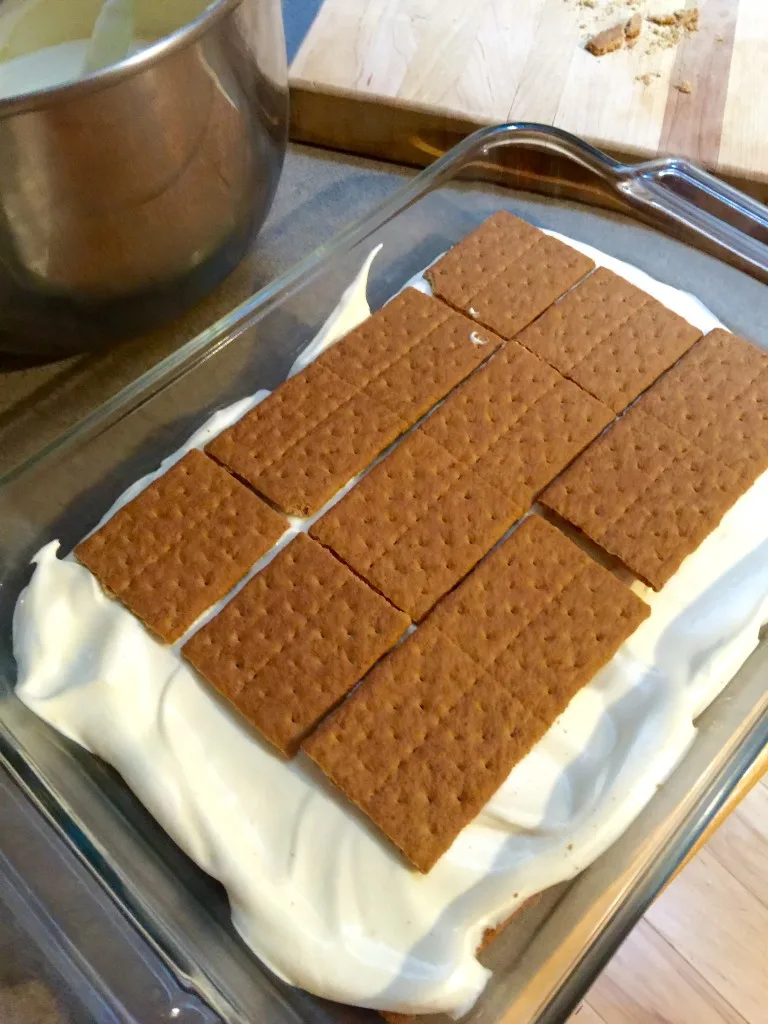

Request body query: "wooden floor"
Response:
[570, 776, 768, 1024]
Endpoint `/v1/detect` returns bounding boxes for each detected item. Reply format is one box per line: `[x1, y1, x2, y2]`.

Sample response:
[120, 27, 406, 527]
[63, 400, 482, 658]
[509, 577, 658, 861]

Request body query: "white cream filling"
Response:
[0, 0, 210, 99]
[0, 37, 147, 98]
[13, 233, 768, 1016]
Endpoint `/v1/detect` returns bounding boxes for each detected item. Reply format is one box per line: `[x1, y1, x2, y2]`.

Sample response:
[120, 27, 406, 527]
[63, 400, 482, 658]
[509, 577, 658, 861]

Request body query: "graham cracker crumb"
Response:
[643, 8, 697, 55]
[648, 8, 699, 31]
[578, 2, 696, 62]
[586, 22, 626, 55]
[625, 12, 643, 39]
[677, 79, 693, 93]
[676, 7, 699, 29]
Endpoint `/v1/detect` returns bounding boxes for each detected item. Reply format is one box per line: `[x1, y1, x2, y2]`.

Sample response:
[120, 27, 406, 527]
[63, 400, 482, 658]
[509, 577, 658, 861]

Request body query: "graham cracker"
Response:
[639, 329, 768, 463]
[304, 516, 649, 872]
[311, 341, 613, 619]
[625, 13, 643, 40]
[206, 288, 503, 516]
[516, 267, 702, 413]
[75, 449, 286, 644]
[586, 22, 626, 56]
[543, 330, 768, 589]
[425, 211, 595, 339]
[182, 533, 409, 756]
[541, 409, 760, 592]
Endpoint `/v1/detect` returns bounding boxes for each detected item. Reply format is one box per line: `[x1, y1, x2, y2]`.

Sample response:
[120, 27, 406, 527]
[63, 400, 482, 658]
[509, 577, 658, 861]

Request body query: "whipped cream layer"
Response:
[14, 234, 768, 1017]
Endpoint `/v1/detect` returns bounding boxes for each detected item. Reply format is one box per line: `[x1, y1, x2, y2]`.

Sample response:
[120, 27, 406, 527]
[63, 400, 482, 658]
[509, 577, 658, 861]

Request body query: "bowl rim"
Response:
[0, 0, 243, 114]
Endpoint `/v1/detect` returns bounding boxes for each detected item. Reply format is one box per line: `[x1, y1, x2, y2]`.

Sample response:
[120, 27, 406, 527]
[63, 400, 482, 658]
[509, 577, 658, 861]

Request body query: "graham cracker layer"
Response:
[206, 288, 503, 516]
[182, 533, 409, 756]
[75, 449, 286, 644]
[425, 211, 595, 339]
[311, 341, 613, 619]
[516, 267, 702, 413]
[542, 331, 768, 589]
[304, 516, 648, 872]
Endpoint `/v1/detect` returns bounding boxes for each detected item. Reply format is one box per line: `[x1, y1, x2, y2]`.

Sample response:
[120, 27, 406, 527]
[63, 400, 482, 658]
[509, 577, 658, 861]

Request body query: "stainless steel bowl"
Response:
[0, 0, 288, 357]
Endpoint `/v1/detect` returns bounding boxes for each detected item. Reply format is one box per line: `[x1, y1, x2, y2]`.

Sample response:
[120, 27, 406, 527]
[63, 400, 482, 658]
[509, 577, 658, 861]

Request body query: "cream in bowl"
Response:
[0, 0, 212, 97]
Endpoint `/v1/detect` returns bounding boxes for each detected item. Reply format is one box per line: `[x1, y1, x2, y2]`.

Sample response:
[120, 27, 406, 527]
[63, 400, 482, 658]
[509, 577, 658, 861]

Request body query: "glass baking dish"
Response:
[1, 124, 767, 1024]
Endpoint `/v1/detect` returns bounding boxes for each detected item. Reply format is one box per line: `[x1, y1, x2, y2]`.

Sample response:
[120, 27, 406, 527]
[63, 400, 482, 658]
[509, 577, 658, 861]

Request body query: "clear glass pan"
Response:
[1, 124, 767, 1024]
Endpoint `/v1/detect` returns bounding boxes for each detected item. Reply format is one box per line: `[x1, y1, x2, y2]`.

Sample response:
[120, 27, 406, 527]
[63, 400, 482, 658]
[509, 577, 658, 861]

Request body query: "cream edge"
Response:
[12, 229, 768, 1017]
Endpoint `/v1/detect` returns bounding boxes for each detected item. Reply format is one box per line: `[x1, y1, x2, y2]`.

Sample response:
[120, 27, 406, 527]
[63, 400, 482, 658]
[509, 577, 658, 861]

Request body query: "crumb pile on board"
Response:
[570, 1, 699, 66]
[586, 12, 643, 55]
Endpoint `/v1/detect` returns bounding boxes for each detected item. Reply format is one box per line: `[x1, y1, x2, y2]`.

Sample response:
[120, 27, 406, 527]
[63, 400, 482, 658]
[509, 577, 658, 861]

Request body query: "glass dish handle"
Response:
[443, 124, 768, 285]
[618, 158, 768, 284]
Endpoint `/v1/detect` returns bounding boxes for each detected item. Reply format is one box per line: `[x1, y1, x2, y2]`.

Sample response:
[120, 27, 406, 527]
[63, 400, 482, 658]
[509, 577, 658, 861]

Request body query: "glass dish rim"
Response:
[2, 121, 768, 1023]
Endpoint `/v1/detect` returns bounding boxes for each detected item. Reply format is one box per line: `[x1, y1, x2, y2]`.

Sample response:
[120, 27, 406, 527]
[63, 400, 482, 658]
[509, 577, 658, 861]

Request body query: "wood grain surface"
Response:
[290, 0, 768, 195]
[572, 761, 768, 1023]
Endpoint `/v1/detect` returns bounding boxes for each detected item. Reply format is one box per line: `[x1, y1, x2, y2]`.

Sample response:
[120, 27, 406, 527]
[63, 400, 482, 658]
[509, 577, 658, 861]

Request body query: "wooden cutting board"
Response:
[289, 0, 768, 197]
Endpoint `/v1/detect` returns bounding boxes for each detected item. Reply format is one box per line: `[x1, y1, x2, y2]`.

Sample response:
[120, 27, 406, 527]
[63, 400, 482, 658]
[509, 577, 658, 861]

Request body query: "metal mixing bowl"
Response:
[0, 0, 288, 357]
